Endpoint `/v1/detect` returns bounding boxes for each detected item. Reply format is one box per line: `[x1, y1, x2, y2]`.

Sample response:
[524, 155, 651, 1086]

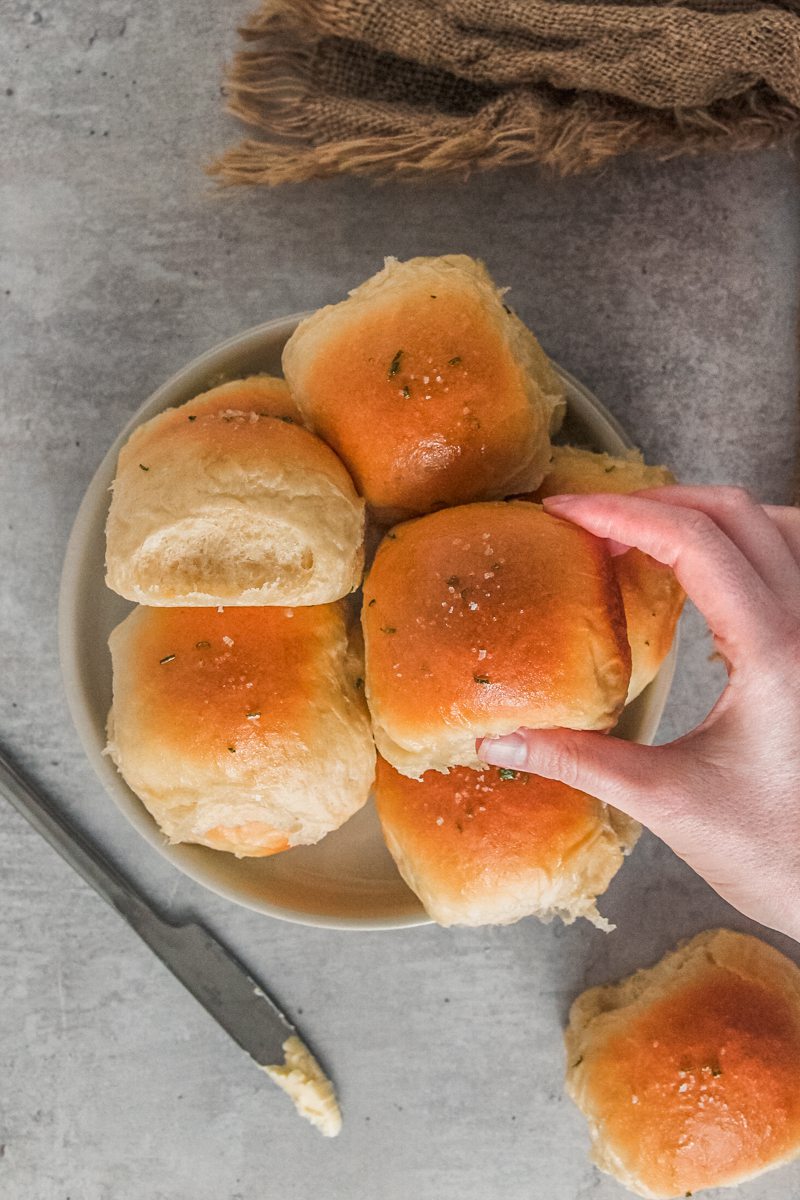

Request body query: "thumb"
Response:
[477, 728, 665, 825]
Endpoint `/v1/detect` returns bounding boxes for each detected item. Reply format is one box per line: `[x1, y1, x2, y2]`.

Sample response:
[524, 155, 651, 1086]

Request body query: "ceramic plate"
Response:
[59, 315, 677, 929]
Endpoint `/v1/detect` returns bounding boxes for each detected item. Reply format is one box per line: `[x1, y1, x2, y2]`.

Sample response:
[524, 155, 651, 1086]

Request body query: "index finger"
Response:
[764, 504, 800, 563]
[542, 492, 787, 660]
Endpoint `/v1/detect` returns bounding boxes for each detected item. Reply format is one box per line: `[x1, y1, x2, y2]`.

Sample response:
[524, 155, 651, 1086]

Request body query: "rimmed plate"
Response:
[59, 315, 677, 930]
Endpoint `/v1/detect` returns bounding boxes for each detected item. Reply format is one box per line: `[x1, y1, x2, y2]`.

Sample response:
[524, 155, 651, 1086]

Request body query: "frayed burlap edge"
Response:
[208, 2, 800, 184]
[210, 94, 800, 185]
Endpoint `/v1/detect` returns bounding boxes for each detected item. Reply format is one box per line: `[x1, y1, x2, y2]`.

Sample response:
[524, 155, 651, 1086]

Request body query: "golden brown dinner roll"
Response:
[537, 445, 674, 498]
[179, 375, 303, 423]
[105, 375, 365, 607]
[565, 929, 800, 1198]
[615, 550, 685, 703]
[362, 501, 631, 777]
[375, 758, 639, 928]
[282, 255, 566, 522]
[529, 446, 685, 701]
[107, 604, 375, 856]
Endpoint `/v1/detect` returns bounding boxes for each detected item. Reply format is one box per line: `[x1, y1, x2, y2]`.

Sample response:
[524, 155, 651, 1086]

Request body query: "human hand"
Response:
[478, 486, 800, 941]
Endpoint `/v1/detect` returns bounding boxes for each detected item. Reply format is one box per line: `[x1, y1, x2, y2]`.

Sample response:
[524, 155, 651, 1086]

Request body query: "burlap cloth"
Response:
[210, 0, 800, 184]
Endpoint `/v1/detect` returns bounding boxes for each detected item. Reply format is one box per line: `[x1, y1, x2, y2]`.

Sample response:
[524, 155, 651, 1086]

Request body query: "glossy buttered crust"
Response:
[375, 758, 639, 928]
[106, 604, 376, 856]
[565, 929, 800, 1198]
[282, 255, 566, 522]
[362, 501, 631, 778]
[105, 375, 365, 607]
[530, 446, 685, 702]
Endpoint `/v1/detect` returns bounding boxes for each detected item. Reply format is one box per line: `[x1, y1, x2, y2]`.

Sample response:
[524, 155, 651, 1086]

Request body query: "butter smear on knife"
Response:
[263, 1036, 342, 1137]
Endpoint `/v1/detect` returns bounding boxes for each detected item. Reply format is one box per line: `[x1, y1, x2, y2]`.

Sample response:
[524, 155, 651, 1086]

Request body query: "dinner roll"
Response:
[282, 255, 566, 523]
[565, 929, 800, 1198]
[530, 446, 685, 701]
[362, 501, 631, 777]
[538, 445, 674, 497]
[106, 375, 365, 606]
[375, 758, 639, 929]
[107, 603, 375, 856]
[179, 374, 303, 423]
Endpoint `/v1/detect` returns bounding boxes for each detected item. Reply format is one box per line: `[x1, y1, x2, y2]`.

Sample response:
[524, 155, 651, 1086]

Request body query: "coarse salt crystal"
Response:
[436, 817, 444, 826]
[222, 636, 234, 647]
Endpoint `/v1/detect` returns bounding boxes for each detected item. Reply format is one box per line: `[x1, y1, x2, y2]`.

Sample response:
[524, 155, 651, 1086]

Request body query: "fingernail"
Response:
[542, 494, 578, 509]
[478, 732, 529, 769]
[606, 538, 632, 558]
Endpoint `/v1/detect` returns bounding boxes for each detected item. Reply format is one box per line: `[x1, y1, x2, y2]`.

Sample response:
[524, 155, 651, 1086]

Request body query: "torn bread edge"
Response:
[263, 1035, 342, 1137]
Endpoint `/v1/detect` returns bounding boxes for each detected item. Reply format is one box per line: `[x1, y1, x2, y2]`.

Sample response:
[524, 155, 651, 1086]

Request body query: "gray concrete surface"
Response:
[2, 3, 800, 1199]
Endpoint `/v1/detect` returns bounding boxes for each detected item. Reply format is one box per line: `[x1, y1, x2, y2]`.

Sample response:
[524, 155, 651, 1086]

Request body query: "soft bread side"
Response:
[529, 445, 685, 702]
[105, 375, 365, 607]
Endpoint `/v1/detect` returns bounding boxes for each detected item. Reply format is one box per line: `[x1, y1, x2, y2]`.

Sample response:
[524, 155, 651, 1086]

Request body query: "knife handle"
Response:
[0, 747, 175, 937]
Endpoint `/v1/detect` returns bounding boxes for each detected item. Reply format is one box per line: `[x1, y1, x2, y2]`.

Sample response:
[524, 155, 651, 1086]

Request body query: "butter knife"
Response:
[0, 747, 298, 1070]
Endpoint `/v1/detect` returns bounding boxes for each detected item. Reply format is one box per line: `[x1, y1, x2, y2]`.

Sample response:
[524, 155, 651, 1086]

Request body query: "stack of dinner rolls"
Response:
[104, 256, 800, 1197]
[105, 253, 683, 912]
[105, 376, 376, 857]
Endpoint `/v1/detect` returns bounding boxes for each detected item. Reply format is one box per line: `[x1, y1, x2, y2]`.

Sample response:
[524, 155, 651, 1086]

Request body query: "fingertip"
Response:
[542, 496, 631, 555]
[541, 494, 579, 511]
[477, 732, 529, 770]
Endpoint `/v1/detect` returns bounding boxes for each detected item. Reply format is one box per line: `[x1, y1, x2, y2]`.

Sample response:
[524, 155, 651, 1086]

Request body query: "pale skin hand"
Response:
[478, 486, 800, 942]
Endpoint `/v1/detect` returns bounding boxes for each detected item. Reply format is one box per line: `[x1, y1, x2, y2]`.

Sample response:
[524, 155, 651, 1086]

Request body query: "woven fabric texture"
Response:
[211, 0, 800, 182]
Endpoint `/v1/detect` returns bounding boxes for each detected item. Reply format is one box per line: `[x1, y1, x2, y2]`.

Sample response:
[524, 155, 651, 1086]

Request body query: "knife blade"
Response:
[0, 747, 297, 1069]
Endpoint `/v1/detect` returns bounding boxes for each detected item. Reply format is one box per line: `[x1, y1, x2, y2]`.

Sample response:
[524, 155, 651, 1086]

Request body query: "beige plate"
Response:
[59, 315, 677, 930]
